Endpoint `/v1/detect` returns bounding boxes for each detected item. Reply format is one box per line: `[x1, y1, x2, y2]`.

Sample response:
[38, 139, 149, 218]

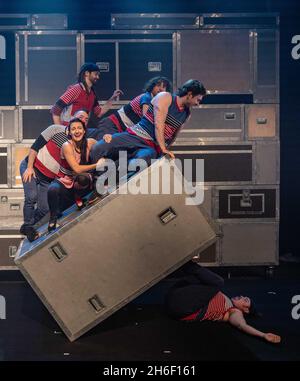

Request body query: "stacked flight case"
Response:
[0, 15, 69, 269]
[0, 106, 25, 269]
[171, 14, 280, 267]
[0, 12, 279, 269]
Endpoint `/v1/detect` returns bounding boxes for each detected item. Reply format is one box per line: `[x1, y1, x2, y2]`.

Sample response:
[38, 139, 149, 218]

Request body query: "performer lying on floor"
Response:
[47, 117, 104, 232]
[164, 262, 281, 344]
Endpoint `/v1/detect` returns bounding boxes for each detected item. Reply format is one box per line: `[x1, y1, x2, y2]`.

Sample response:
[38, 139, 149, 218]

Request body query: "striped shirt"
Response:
[51, 83, 102, 126]
[109, 92, 152, 132]
[31, 125, 69, 179]
[128, 94, 190, 148]
[181, 292, 234, 322]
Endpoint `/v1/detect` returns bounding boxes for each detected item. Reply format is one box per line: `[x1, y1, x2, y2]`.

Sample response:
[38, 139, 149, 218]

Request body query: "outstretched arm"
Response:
[99, 89, 124, 117]
[228, 310, 281, 344]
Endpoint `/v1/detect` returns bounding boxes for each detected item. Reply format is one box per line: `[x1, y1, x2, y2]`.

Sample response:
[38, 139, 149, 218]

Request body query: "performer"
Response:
[51, 62, 123, 126]
[164, 262, 281, 344]
[87, 76, 172, 141]
[19, 110, 89, 242]
[47, 117, 104, 232]
[89, 79, 206, 201]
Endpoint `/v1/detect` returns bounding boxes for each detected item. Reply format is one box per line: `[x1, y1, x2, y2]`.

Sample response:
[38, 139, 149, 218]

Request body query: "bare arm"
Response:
[52, 114, 63, 125]
[228, 310, 281, 344]
[99, 89, 124, 117]
[87, 138, 97, 150]
[62, 142, 98, 174]
[153, 92, 173, 158]
[142, 104, 150, 115]
[22, 149, 38, 183]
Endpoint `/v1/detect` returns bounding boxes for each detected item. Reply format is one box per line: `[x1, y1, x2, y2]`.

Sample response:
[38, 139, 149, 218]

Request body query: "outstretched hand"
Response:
[264, 333, 281, 344]
[110, 89, 124, 101]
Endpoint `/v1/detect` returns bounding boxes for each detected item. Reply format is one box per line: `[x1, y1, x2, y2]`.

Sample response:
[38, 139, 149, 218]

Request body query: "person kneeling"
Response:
[47, 117, 104, 232]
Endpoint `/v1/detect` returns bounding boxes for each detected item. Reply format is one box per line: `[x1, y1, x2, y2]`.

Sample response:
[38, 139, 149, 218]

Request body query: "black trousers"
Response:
[47, 177, 91, 219]
[164, 262, 224, 320]
[87, 117, 121, 141]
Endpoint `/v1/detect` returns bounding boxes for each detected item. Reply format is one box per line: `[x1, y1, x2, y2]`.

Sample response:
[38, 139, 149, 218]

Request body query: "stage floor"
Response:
[0, 263, 299, 361]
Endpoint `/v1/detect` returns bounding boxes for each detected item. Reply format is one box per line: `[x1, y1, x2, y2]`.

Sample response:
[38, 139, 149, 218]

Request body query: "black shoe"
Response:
[48, 218, 57, 233]
[21, 225, 39, 242]
[19, 224, 26, 235]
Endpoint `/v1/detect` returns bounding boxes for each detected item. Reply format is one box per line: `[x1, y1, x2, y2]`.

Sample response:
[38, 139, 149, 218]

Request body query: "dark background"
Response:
[0, 0, 299, 257]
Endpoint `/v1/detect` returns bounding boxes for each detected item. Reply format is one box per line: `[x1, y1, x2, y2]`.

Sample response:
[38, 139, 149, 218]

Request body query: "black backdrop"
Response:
[0, 0, 299, 257]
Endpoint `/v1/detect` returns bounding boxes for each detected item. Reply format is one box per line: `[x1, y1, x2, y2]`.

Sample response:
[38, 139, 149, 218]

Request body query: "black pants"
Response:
[90, 132, 158, 168]
[164, 262, 224, 320]
[47, 175, 92, 219]
[87, 117, 121, 141]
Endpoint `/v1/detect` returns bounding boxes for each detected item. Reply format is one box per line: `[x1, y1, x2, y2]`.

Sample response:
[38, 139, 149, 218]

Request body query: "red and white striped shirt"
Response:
[32, 125, 68, 179]
[51, 83, 102, 126]
[203, 292, 234, 321]
[181, 292, 234, 322]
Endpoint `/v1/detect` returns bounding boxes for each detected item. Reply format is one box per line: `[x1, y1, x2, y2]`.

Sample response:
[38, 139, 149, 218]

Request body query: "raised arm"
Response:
[228, 310, 281, 344]
[98, 89, 124, 118]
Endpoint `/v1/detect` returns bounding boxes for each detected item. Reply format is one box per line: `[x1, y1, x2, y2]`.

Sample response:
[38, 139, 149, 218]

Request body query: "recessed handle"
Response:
[256, 117, 267, 125]
[225, 112, 236, 120]
[10, 203, 21, 211]
[88, 295, 105, 313]
[159, 207, 177, 224]
[49, 242, 68, 262]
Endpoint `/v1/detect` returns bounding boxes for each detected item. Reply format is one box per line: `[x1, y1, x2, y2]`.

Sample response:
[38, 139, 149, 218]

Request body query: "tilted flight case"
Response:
[15, 158, 216, 341]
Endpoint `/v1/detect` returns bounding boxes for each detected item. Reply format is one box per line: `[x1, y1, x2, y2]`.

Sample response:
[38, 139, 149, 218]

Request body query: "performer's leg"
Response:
[180, 261, 224, 289]
[90, 132, 138, 163]
[73, 173, 93, 208]
[34, 173, 50, 224]
[47, 180, 73, 231]
[20, 159, 38, 228]
[164, 283, 220, 320]
[87, 117, 120, 141]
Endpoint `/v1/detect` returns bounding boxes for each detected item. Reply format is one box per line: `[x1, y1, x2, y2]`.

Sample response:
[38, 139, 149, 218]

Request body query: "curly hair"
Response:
[143, 76, 172, 93]
[177, 79, 206, 97]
